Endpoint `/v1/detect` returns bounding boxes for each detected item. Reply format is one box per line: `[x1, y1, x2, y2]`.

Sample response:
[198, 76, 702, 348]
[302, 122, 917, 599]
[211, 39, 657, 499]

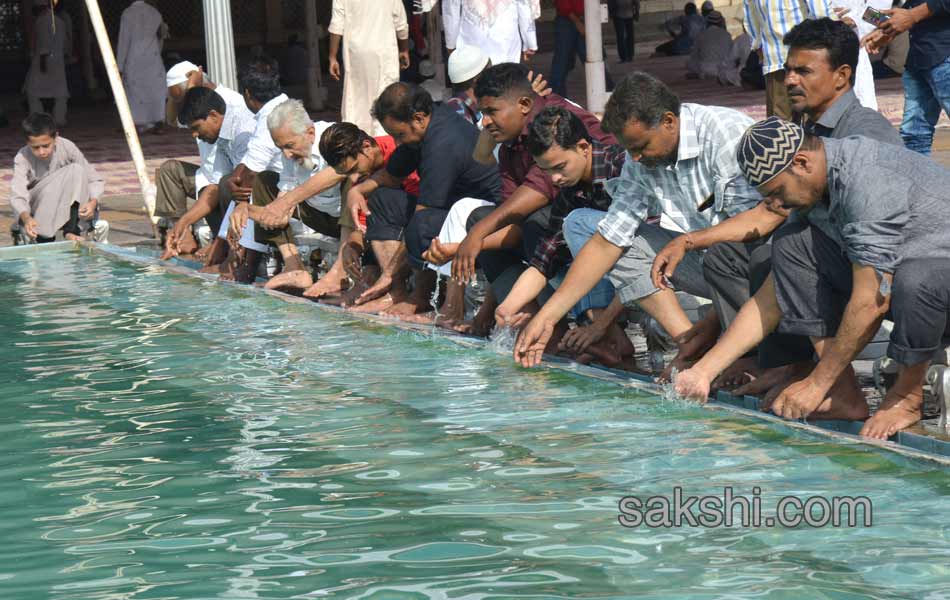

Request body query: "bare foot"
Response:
[194, 244, 213, 261]
[711, 356, 764, 391]
[303, 270, 348, 299]
[199, 263, 223, 274]
[176, 230, 199, 256]
[265, 269, 313, 291]
[347, 292, 397, 314]
[352, 273, 393, 307]
[65, 233, 83, 241]
[382, 298, 431, 318]
[400, 311, 437, 324]
[732, 361, 815, 397]
[860, 390, 923, 440]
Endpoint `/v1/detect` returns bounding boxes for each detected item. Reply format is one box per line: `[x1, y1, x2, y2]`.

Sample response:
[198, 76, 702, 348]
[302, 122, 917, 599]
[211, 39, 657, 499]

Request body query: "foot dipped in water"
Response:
[303, 263, 349, 299]
[860, 362, 927, 440]
[764, 367, 869, 422]
[730, 360, 815, 397]
[658, 314, 722, 383]
[265, 268, 313, 292]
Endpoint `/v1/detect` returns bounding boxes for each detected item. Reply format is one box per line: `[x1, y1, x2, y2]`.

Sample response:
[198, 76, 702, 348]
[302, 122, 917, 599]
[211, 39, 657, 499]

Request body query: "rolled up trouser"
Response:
[608, 222, 710, 306]
[888, 258, 950, 365]
[702, 240, 815, 368]
[154, 160, 199, 219]
[366, 187, 448, 269]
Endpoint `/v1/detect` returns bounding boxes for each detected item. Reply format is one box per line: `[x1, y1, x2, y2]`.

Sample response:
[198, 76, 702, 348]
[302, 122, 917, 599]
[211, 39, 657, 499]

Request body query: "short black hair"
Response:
[474, 62, 534, 100]
[685, 2, 698, 15]
[22, 112, 57, 138]
[179, 87, 227, 124]
[602, 72, 680, 135]
[783, 17, 859, 73]
[319, 122, 374, 167]
[371, 82, 434, 123]
[238, 56, 282, 104]
[526, 106, 591, 156]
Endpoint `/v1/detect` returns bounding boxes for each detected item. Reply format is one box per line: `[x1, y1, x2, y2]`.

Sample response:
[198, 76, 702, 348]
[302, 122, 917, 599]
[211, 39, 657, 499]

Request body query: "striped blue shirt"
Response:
[744, 0, 832, 75]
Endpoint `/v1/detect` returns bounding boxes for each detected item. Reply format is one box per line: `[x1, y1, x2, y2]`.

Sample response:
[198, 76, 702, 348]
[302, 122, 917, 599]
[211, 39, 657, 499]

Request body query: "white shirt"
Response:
[195, 85, 254, 192]
[197, 100, 256, 189]
[277, 121, 341, 217]
[241, 93, 290, 173]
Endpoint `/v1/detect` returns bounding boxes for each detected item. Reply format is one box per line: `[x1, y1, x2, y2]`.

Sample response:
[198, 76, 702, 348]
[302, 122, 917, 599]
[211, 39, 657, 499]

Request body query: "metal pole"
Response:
[202, 0, 238, 90]
[304, 0, 326, 111]
[83, 0, 157, 225]
[583, 0, 607, 113]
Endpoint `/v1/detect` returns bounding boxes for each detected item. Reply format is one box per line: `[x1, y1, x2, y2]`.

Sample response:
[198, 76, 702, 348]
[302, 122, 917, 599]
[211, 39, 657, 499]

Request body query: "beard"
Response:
[299, 156, 316, 171]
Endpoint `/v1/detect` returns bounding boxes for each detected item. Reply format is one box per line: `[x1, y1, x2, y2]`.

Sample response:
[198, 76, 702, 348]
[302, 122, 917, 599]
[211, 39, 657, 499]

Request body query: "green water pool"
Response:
[0, 245, 948, 599]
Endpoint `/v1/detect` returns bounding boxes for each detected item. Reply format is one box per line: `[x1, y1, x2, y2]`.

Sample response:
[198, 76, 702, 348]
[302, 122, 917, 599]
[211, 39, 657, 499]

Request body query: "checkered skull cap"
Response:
[737, 116, 805, 187]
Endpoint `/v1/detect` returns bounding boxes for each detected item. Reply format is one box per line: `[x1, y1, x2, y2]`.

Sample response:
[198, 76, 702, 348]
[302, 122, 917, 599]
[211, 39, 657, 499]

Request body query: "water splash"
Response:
[488, 325, 518, 355]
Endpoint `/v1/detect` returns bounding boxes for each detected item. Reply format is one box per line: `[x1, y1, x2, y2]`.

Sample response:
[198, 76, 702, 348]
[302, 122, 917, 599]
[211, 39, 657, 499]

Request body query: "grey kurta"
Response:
[10, 137, 105, 238]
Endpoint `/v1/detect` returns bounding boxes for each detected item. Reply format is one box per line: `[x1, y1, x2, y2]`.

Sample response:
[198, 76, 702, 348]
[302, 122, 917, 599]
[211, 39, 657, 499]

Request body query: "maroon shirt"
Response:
[497, 94, 616, 203]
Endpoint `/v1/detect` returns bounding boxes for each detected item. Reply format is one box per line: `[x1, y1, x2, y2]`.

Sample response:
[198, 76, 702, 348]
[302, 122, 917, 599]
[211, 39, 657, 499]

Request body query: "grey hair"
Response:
[267, 98, 312, 135]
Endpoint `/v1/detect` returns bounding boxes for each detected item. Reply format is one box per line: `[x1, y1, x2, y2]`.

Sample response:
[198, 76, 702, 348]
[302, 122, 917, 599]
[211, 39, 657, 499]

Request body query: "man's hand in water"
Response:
[495, 304, 531, 330]
[452, 233, 483, 283]
[22, 216, 39, 240]
[78, 198, 98, 221]
[229, 202, 250, 239]
[347, 187, 370, 233]
[514, 316, 555, 367]
[161, 224, 185, 259]
[770, 377, 827, 420]
[422, 238, 459, 266]
[673, 368, 712, 402]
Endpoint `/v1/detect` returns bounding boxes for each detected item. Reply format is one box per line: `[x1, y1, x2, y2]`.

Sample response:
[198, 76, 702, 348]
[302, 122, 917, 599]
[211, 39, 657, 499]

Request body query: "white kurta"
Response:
[24, 11, 70, 99]
[117, 1, 168, 126]
[328, 0, 409, 136]
[835, 0, 891, 111]
[443, 0, 538, 66]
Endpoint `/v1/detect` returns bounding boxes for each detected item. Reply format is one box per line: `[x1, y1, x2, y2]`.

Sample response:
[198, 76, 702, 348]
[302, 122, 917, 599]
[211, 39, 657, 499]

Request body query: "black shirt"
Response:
[905, 0, 950, 71]
[388, 105, 502, 209]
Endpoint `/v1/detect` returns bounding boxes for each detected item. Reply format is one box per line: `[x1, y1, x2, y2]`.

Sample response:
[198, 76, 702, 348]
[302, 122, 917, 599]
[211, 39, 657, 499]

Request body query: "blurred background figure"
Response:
[117, 0, 169, 134]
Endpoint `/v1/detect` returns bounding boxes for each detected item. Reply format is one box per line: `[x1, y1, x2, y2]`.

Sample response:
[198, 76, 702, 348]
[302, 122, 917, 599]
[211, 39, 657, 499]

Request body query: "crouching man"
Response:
[675, 117, 950, 439]
[11, 113, 107, 244]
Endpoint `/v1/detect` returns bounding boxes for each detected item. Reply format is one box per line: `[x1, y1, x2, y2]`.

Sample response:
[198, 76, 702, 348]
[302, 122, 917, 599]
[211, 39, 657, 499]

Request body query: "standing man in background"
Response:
[24, 3, 71, 127]
[609, 0, 639, 63]
[328, 0, 411, 136]
[443, 0, 539, 65]
[117, 0, 168, 134]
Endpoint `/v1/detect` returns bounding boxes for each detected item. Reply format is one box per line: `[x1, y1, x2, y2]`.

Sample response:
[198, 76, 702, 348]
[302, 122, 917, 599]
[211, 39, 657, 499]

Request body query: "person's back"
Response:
[687, 15, 732, 78]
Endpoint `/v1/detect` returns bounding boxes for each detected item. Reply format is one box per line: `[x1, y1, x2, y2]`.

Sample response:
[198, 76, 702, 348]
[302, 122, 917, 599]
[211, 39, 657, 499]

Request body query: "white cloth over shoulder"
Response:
[833, 0, 890, 110]
[277, 121, 342, 217]
[24, 10, 70, 99]
[329, 0, 409, 136]
[425, 197, 495, 277]
[443, 0, 538, 65]
[117, 1, 168, 126]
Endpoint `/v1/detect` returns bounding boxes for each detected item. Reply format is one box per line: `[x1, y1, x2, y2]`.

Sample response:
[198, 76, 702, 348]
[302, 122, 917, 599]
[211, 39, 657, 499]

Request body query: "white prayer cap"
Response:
[448, 46, 489, 85]
[166, 61, 200, 88]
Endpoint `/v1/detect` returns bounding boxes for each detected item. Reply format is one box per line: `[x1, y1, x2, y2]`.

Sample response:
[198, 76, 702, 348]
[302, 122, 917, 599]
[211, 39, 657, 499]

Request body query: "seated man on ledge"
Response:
[11, 113, 106, 244]
[245, 99, 343, 293]
[493, 105, 634, 367]
[675, 117, 950, 439]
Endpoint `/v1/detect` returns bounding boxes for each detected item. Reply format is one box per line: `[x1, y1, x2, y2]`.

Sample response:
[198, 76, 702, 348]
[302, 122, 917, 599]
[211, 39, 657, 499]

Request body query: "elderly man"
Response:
[155, 61, 251, 255]
[328, 0, 410, 136]
[443, 0, 538, 65]
[160, 88, 256, 268]
[243, 99, 343, 292]
[117, 0, 168, 134]
[10, 113, 104, 243]
[513, 72, 762, 370]
[675, 117, 950, 440]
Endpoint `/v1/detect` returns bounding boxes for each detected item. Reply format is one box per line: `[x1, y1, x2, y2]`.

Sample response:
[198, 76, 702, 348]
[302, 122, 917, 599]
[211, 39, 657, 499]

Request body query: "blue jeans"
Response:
[900, 56, 950, 155]
[547, 208, 616, 319]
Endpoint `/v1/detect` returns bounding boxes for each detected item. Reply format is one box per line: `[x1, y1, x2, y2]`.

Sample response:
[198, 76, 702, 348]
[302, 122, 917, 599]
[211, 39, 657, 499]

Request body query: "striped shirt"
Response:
[598, 103, 762, 248]
[744, 0, 831, 75]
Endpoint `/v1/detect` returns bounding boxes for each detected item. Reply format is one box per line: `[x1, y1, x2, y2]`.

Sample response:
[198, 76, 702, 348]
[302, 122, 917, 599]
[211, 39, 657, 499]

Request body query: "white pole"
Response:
[202, 0, 239, 90]
[83, 0, 158, 227]
[583, 0, 608, 114]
